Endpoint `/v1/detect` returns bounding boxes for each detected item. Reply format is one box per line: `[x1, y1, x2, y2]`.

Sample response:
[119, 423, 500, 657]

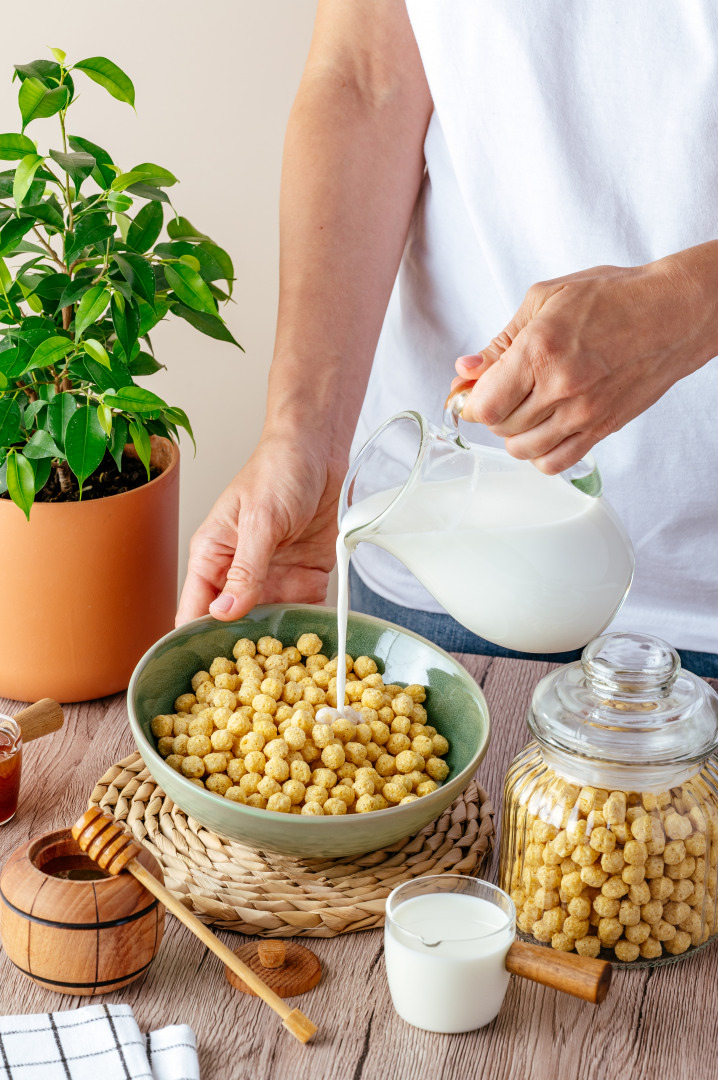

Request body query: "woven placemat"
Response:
[87, 752, 495, 938]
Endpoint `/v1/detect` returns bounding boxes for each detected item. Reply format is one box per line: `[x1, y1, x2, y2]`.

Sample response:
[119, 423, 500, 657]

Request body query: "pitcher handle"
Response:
[442, 378, 604, 497]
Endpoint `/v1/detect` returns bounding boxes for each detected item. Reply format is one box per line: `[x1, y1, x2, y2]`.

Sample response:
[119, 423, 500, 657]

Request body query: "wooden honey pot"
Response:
[0, 827, 165, 994]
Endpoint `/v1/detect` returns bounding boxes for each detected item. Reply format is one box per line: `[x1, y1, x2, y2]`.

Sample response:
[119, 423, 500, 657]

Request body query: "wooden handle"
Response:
[14, 699, 64, 743]
[128, 860, 317, 1043]
[506, 940, 612, 1003]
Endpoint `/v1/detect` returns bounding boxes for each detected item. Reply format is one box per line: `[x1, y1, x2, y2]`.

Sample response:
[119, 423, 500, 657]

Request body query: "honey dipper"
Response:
[72, 807, 317, 1044]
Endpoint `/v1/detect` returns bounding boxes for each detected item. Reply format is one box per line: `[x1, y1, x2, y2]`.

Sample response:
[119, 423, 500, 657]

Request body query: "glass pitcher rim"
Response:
[338, 409, 431, 535]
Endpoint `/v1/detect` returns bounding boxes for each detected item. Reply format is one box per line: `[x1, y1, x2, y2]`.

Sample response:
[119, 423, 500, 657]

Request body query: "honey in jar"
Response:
[0, 716, 22, 825]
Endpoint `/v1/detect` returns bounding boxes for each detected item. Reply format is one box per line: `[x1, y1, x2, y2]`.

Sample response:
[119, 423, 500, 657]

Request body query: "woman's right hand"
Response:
[176, 432, 346, 626]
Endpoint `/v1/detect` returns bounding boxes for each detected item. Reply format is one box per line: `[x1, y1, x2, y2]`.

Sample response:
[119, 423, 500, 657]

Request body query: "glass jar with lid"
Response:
[499, 632, 718, 965]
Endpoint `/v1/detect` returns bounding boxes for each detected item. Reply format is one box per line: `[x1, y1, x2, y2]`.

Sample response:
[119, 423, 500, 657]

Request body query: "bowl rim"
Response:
[128, 604, 491, 828]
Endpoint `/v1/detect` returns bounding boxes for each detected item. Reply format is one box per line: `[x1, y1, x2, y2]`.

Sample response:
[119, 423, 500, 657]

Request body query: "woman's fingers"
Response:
[461, 343, 536, 426]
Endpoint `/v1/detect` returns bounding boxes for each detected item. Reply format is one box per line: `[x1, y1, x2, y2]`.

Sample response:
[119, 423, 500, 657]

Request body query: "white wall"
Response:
[1, 0, 318, 593]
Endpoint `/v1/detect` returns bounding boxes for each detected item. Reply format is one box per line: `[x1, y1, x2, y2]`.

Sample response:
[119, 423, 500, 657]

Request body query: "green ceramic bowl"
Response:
[128, 605, 490, 858]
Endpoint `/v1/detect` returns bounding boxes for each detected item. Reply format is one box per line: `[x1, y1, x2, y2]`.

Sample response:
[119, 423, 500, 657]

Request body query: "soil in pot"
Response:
[0, 451, 163, 504]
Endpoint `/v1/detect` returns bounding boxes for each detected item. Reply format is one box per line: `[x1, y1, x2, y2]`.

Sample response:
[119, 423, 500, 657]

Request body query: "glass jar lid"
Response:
[528, 632, 718, 781]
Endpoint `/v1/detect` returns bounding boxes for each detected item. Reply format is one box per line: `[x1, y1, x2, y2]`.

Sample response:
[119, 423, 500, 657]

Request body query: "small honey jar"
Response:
[0, 716, 22, 825]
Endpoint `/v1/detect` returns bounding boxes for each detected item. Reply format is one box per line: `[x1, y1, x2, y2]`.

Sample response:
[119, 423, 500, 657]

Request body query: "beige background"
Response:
[0, 0, 320, 597]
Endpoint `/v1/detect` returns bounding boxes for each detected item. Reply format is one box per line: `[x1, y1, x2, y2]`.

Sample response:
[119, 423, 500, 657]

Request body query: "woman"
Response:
[177, 0, 718, 675]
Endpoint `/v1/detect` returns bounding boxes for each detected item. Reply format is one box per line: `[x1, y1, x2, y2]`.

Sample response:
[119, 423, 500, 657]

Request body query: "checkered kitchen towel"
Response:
[0, 1004, 199, 1079]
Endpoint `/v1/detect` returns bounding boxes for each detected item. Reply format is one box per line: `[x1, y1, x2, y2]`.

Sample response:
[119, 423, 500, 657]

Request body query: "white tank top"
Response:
[351, 0, 718, 654]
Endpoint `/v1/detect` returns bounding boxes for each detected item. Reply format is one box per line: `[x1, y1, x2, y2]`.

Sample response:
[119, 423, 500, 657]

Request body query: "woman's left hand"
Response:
[454, 243, 718, 473]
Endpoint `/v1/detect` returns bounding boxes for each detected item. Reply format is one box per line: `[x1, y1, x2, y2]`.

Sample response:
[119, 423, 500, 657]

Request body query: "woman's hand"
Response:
[455, 244, 718, 473]
[176, 434, 346, 625]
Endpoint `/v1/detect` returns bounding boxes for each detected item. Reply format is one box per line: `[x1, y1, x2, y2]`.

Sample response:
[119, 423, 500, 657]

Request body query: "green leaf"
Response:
[126, 201, 163, 253]
[30, 455, 52, 493]
[13, 154, 45, 207]
[18, 78, 70, 131]
[6, 451, 35, 518]
[68, 135, 116, 188]
[0, 397, 21, 444]
[74, 57, 135, 107]
[111, 292, 140, 361]
[165, 262, 217, 315]
[130, 162, 178, 187]
[14, 60, 73, 97]
[47, 392, 77, 450]
[104, 385, 166, 414]
[23, 428, 61, 458]
[83, 355, 132, 392]
[48, 149, 95, 190]
[0, 217, 35, 257]
[57, 273, 93, 310]
[137, 296, 169, 336]
[65, 404, 107, 490]
[65, 211, 115, 260]
[112, 252, 155, 307]
[20, 198, 64, 232]
[0, 257, 11, 294]
[167, 216, 209, 241]
[26, 335, 74, 372]
[171, 301, 242, 348]
[49, 47, 67, 64]
[23, 398, 46, 426]
[74, 285, 110, 338]
[107, 192, 133, 213]
[164, 405, 195, 452]
[84, 338, 111, 369]
[128, 418, 151, 479]
[0, 348, 29, 379]
[0, 133, 36, 161]
[201, 243, 234, 294]
[109, 415, 128, 469]
[179, 253, 201, 273]
[126, 183, 170, 204]
[128, 350, 163, 376]
[97, 402, 113, 437]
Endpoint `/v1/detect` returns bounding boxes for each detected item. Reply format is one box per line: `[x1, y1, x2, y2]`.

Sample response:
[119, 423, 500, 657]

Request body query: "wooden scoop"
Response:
[14, 699, 64, 743]
[506, 939, 611, 1003]
[72, 808, 316, 1044]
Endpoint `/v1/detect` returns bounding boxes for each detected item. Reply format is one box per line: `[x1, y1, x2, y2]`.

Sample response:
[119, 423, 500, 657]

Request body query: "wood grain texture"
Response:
[226, 941, 322, 997]
[0, 663, 716, 1078]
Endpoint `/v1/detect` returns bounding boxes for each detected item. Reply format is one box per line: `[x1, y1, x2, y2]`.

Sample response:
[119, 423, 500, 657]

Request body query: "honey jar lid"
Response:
[528, 632, 718, 782]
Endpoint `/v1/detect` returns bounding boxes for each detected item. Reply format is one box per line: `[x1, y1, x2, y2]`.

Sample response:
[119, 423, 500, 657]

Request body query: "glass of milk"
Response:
[384, 876, 516, 1033]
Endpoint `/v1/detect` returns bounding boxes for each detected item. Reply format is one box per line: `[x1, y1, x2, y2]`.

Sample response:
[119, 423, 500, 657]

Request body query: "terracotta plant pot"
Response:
[0, 437, 179, 703]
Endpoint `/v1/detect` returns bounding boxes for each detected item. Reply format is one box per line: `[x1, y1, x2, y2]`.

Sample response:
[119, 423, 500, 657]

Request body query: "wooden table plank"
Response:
[0, 658, 716, 1080]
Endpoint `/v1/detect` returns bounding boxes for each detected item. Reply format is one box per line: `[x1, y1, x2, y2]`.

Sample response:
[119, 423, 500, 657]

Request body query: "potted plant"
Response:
[0, 49, 239, 702]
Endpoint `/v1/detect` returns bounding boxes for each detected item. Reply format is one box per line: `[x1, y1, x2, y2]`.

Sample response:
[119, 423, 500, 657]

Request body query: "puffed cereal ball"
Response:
[203, 752, 229, 775]
[321, 743, 346, 770]
[210, 729, 233, 753]
[267, 792, 292, 813]
[383, 782, 408, 804]
[206, 774, 233, 797]
[265, 654, 290, 674]
[296, 633, 322, 656]
[312, 768, 338, 790]
[239, 773, 261, 797]
[227, 713, 252, 739]
[191, 670, 211, 690]
[181, 755, 205, 779]
[233, 637, 256, 659]
[281, 779, 306, 805]
[323, 797, 347, 816]
[257, 636, 283, 656]
[301, 802, 325, 816]
[240, 732, 265, 755]
[391, 693, 415, 717]
[265, 757, 290, 783]
[426, 756, 450, 782]
[375, 753, 397, 777]
[330, 784, 355, 807]
[265, 738, 290, 760]
[165, 754, 184, 772]
[245, 751, 267, 774]
[185, 734, 210, 758]
[151, 715, 175, 738]
[225, 784, 247, 803]
[155, 736, 173, 757]
[247, 794, 268, 809]
[416, 780, 438, 798]
[258, 777, 281, 799]
[282, 726, 306, 752]
[227, 758, 247, 783]
[396, 750, 423, 774]
[304, 784, 328, 806]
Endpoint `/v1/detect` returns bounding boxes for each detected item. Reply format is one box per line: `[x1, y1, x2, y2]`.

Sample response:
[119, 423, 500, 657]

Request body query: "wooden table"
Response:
[1, 654, 716, 1080]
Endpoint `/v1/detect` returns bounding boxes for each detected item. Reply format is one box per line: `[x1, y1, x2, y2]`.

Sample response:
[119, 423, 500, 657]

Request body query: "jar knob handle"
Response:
[442, 379, 475, 447]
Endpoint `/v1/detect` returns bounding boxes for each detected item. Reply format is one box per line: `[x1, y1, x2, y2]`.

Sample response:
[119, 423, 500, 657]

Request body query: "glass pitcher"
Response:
[338, 380, 634, 654]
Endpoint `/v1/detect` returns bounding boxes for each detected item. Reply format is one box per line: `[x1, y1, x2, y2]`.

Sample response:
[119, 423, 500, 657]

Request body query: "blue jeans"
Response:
[348, 563, 718, 678]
